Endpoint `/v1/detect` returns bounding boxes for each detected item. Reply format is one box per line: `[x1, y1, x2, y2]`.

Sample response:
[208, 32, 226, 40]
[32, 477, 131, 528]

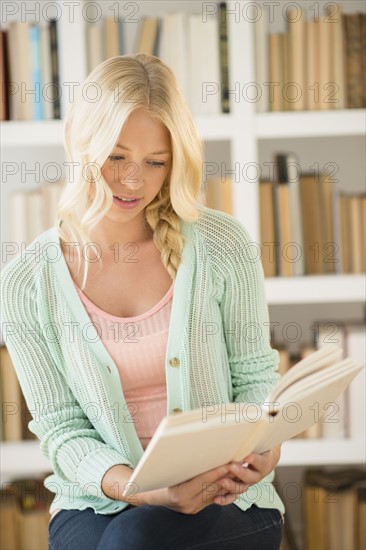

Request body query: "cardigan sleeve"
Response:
[217, 219, 281, 406]
[0, 261, 133, 501]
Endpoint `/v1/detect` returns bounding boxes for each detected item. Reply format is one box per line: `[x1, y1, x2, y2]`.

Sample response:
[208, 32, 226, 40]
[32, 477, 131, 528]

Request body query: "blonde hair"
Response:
[56, 53, 204, 290]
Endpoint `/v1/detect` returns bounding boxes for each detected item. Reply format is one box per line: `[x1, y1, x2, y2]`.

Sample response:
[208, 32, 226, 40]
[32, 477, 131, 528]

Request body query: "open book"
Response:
[122, 344, 364, 498]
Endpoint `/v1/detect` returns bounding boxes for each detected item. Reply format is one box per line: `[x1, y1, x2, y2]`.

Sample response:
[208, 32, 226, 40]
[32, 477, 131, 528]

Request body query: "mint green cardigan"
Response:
[0, 206, 285, 516]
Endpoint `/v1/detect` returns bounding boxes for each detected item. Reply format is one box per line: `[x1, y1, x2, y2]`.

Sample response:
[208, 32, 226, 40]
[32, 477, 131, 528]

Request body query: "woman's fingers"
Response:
[214, 491, 238, 505]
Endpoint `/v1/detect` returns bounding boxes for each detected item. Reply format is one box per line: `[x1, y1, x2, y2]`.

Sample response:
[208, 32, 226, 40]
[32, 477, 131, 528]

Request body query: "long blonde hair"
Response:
[56, 53, 204, 290]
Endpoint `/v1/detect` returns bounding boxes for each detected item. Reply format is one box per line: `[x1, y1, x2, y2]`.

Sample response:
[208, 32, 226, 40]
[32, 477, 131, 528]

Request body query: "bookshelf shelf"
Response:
[1, 115, 237, 148]
[256, 109, 366, 139]
[1, 436, 364, 483]
[0, 441, 51, 483]
[2, 108, 364, 148]
[264, 274, 366, 305]
[1, 120, 65, 147]
[279, 438, 365, 466]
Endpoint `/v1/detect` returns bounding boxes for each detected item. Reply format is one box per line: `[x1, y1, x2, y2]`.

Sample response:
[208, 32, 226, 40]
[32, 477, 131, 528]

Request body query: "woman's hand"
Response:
[134, 463, 249, 514]
[213, 444, 282, 505]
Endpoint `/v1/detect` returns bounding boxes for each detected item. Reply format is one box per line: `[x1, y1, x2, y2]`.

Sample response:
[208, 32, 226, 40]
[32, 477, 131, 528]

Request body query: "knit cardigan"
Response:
[0, 206, 285, 516]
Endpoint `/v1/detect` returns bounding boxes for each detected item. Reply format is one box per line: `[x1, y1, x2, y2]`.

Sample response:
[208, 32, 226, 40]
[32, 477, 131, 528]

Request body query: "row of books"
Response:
[0, 2, 231, 121]
[6, 172, 365, 280]
[0, 475, 53, 550]
[254, 5, 366, 112]
[275, 321, 365, 441]
[7, 179, 66, 252]
[0, 20, 60, 121]
[259, 153, 366, 277]
[303, 469, 365, 550]
[86, 5, 231, 116]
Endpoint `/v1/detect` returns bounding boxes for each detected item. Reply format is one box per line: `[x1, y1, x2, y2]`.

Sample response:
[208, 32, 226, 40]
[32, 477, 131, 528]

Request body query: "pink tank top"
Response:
[73, 280, 173, 450]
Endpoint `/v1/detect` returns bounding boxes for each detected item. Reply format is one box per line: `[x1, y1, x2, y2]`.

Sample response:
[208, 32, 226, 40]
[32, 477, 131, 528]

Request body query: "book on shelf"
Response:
[201, 176, 233, 216]
[135, 17, 160, 56]
[2, 18, 60, 121]
[0, 476, 54, 550]
[253, 3, 366, 112]
[7, 179, 66, 255]
[274, 153, 305, 277]
[258, 153, 366, 277]
[304, 468, 366, 550]
[0, 346, 37, 442]
[122, 344, 364, 497]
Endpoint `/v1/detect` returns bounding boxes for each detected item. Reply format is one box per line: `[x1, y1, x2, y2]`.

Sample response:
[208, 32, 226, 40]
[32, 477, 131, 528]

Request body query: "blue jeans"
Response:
[48, 503, 283, 550]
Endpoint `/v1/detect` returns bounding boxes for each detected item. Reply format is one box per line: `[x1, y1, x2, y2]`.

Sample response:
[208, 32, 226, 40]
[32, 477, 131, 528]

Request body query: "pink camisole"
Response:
[74, 279, 173, 448]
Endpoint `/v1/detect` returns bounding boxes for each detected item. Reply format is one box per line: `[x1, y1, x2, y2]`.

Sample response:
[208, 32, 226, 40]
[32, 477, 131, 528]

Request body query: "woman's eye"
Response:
[148, 161, 165, 167]
[109, 155, 124, 161]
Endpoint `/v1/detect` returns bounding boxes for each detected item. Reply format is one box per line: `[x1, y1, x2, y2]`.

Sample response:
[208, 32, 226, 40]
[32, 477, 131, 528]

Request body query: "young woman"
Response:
[1, 54, 285, 549]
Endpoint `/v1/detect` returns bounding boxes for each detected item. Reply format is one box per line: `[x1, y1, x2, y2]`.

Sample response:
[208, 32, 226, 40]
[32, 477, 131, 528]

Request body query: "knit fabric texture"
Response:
[0, 206, 285, 516]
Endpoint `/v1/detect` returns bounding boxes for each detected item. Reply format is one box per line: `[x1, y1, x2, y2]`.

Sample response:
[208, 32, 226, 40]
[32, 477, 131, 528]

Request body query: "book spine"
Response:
[218, 2, 230, 114]
[29, 25, 44, 121]
[49, 19, 60, 119]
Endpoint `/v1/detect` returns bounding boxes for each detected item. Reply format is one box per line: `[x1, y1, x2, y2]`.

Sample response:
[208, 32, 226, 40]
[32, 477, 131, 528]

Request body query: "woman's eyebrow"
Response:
[115, 144, 171, 155]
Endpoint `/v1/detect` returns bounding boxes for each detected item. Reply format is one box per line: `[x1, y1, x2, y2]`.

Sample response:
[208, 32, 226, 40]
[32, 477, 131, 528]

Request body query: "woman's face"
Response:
[101, 108, 172, 225]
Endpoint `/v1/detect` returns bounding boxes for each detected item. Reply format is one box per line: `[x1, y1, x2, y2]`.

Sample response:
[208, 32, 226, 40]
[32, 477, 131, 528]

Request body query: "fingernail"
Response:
[241, 462, 249, 468]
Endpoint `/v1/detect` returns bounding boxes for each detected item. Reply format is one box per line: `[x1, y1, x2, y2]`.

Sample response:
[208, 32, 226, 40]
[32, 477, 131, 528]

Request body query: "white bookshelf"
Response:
[1, 436, 365, 485]
[1, 3, 365, 538]
[256, 109, 366, 139]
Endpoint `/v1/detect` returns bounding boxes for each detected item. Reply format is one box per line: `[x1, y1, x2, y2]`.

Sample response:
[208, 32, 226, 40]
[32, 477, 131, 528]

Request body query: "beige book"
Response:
[103, 16, 119, 60]
[259, 180, 276, 277]
[253, 6, 269, 112]
[0, 486, 19, 549]
[204, 176, 233, 216]
[339, 194, 351, 272]
[318, 15, 333, 110]
[15, 508, 49, 550]
[321, 174, 336, 274]
[349, 195, 363, 273]
[297, 344, 322, 438]
[26, 190, 47, 244]
[307, 20, 319, 111]
[328, 4, 346, 109]
[0, 346, 23, 441]
[7, 22, 28, 120]
[87, 23, 103, 73]
[136, 18, 159, 55]
[300, 174, 324, 275]
[9, 191, 28, 249]
[361, 195, 366, 272]
[282, 33, 290, 111]
[287, 8, 306, 111]
[123, 344, 364, 496]
[316, 322, 346, 439]
[269, 33, 284, 112]
[304, 483, 328, 549]
[41, 180, 65, 230]
[40, 25, 54, 120]
[277, 184, 293, 277]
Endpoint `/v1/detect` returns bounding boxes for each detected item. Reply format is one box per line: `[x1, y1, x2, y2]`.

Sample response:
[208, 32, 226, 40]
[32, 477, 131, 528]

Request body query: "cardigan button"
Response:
[171, 408, 183, 415]
[169, 357, 180, 367]
[106, 365, 112, 373]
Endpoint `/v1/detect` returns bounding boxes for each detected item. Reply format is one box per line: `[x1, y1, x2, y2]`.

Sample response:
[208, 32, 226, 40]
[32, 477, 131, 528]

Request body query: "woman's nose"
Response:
[119, 161, 144, 189]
